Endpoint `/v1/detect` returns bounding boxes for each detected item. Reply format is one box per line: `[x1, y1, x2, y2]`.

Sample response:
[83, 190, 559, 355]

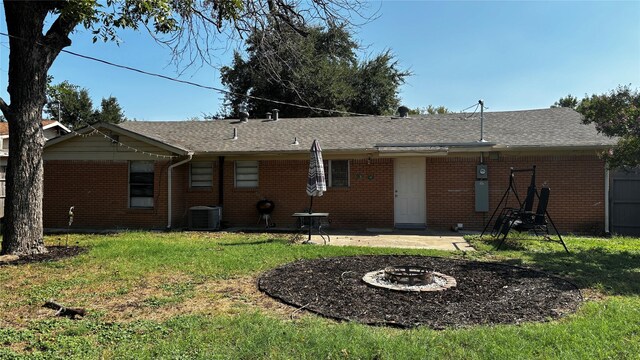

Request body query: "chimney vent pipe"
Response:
[272, 109, 279, 121]
[398, 106, 410, 118]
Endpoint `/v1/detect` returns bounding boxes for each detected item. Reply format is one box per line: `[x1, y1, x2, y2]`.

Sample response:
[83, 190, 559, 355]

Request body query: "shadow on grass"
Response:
[218, 238, 281, 246]
[476, 236, 640, 296]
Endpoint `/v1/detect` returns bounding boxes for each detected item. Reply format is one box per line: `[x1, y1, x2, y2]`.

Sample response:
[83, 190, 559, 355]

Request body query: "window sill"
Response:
[233, 187, 258, 192]
[188, 187, 213, 192]
[127, 207, 155, 213]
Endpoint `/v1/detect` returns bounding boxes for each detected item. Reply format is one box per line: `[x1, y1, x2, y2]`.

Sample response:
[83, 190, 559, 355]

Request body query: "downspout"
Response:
[167, 153, 193, 230]
[604, 167, 610, 234]
[218, 156, 225, 207]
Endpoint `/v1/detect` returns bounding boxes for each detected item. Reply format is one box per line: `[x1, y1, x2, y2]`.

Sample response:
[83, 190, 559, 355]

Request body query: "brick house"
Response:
[0, 120, 69, 217]
[43, 107, 615, 233]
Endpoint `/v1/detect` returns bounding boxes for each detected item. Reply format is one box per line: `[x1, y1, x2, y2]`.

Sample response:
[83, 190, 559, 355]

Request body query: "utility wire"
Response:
[460, 103, 480, 113]
[1, 31, 487, 120]
[464, 104, 479, 119]
[0, 31, 377, 118]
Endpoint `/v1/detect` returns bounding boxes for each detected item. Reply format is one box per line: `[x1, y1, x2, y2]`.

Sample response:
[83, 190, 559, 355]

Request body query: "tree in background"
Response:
[0, 0, 368, 256]
[98, 97, 127, 125]
[577, 86, 640, 169]
[408, 105, 451, 115]
[44, 80, 126, 128]
[553, 87, 640, 169]
[220, 24, 410, 117]
[551, 94, 579, 109]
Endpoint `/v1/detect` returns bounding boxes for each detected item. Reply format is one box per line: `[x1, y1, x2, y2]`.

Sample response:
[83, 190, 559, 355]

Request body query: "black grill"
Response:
[257, 199, 275, 215]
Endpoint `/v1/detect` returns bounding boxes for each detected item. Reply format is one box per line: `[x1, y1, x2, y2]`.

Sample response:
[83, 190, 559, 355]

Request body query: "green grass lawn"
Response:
[1, 232, 639, 359]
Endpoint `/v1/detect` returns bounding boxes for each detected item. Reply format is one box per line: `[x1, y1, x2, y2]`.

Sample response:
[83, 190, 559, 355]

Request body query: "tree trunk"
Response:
[1, 2, 77, 255]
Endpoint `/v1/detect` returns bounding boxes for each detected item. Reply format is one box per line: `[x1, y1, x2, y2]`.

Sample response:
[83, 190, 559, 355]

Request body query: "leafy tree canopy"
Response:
[44, 80, 127, 128]
[577, 85, 640, 169]
[551, 94, 579, 109]
[408, 105, 451, 115]
[220, 23, 411, 117]
[1, 0, 368, 255]
[554, 86, 640, 169]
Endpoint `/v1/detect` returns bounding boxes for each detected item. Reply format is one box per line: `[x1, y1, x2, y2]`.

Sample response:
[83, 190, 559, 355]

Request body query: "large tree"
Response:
[220, 23, 410, 117]
[551, 87, 640, 169]
[578, 86, 640, 169]
[44, 80, 127, 128]
[0, 0, 367, 255]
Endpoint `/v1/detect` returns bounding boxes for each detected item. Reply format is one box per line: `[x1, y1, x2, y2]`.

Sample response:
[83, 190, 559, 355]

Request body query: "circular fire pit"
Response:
[258, 255, 582, 329]
[362, 265, 456, 292]
[384, 265, 434, 285]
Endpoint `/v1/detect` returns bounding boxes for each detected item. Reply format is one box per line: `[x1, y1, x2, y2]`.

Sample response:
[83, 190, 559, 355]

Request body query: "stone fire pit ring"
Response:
[362, 265, 457, 292]
[258, 255, 582, 329]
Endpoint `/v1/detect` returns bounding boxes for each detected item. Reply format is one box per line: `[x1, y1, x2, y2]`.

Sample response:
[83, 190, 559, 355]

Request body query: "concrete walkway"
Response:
[305, 229, 476, 251]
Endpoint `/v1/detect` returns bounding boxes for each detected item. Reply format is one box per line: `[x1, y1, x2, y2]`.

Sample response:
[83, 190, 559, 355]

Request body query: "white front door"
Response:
[394, 158, 426, 227]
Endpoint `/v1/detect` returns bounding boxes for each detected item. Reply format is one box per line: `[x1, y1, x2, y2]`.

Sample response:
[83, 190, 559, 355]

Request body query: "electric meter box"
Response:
[477, 164, 488, 180]
[475, 181, 489, 212]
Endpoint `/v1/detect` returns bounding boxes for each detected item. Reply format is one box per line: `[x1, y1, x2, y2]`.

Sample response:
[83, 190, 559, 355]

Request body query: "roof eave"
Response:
[42, 121, 71, 134]
[45, 123, 192, 156]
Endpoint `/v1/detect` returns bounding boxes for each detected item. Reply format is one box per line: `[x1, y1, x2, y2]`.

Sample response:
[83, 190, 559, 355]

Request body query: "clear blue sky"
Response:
[1, 1, 639, 121]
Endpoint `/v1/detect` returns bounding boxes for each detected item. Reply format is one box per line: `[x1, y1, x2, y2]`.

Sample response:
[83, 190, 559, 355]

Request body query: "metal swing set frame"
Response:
[480, 166, 569, 253]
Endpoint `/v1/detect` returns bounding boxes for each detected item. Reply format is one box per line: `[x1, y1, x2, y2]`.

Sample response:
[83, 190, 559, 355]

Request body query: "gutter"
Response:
[491, 144, 613, 152]
[376, 142, 496, 148]
[167, 153, 194, 230]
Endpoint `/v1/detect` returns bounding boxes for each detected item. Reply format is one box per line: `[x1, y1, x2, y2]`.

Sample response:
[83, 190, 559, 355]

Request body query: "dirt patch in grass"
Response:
[258, 255, 582, 329]
[75, 274, 301, 324]
[49, 275, 295, 324]
[1, 269, 301, 328]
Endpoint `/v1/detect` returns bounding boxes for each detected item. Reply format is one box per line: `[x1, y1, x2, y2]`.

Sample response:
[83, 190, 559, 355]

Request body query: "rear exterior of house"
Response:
[42, 108, 614, 234]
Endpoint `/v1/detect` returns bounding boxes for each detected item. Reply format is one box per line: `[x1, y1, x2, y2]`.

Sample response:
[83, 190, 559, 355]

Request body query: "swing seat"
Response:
[506, 186, 550, 234]
[491, 184, 537, 237]
[495, 186, 568, 253]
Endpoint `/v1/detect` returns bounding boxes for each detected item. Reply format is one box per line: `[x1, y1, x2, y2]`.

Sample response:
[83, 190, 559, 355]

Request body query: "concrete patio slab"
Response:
[306, 230, 476, 251]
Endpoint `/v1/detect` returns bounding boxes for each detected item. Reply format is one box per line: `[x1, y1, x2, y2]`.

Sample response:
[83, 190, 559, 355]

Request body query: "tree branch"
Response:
[43, 300, 86, 319]
[43, 14, 77, 48]
[0, 97, 9, 117]
[41, 9, 83, 68]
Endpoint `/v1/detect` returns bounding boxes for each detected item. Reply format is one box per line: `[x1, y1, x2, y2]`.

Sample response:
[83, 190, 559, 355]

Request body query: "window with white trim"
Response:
[235, 160, 258, 188]
[129, 161, 154, 208]
[190, 162, 213, 188]
[328, 160, 349, 187]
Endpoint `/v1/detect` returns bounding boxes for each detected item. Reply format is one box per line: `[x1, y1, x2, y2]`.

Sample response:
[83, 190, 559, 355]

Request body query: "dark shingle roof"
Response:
[115, 107, 614, 155]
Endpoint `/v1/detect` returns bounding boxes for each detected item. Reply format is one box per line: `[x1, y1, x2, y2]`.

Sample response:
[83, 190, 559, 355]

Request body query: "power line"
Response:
[460, 103, 480, 113]
[1, 31, 488, 120]
[0, 31, 377, 118]
[464, 104, 479, 119]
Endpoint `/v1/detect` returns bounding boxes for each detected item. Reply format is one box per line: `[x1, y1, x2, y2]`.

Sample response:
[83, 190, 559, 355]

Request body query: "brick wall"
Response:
[44, 160, 170, 229]
[425, 155, 606, 233]
[43, 154, 606, 233]
[170, 162, 220, 228]
[220, 158, 394, 229]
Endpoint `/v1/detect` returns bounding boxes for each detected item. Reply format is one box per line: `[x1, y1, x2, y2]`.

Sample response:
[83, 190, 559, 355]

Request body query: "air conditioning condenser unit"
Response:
[188, 206, 221, 230]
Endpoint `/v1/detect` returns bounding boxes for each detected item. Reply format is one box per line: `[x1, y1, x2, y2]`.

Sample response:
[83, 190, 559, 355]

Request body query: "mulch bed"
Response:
[258, 255, 582, 329]
[0, 246, 87, 266]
